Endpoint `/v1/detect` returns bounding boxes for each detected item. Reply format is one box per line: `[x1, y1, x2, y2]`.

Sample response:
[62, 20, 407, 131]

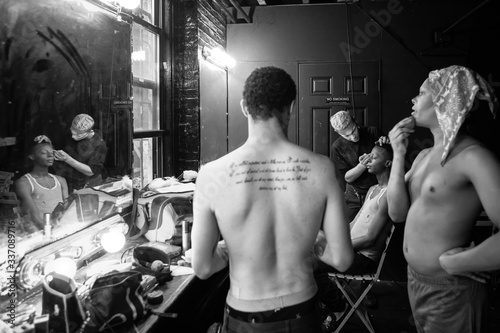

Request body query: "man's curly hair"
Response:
[243, 66, 296, 120]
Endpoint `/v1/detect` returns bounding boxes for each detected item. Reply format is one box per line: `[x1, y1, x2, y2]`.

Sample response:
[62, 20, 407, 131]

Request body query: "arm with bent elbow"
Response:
[387, 152, 410, 222]
[345, 163, 367, 184]
[439, 149, 500, 274]
[191, 166, 229, 280]
[54, 150, 94, 176]
[386, 119, 416, 222]
[317, 162, 354, 272]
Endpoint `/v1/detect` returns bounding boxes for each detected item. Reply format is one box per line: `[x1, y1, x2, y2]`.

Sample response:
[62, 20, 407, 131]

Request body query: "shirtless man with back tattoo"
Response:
[191, 66, 353, 333]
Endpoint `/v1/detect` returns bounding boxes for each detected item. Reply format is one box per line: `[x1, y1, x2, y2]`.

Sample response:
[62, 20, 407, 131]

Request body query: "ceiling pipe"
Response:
[214, 0, 237, 23]
[224, 0, 252, 23]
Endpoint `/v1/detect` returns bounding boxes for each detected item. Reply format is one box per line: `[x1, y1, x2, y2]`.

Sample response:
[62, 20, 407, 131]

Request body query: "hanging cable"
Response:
[344, 3, 356, 119]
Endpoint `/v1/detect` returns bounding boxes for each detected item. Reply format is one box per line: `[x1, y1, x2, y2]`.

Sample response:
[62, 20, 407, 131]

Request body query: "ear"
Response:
[28, 154, 35, 161]
[385, 160, 392, 168]
[240, 99, 249, 118]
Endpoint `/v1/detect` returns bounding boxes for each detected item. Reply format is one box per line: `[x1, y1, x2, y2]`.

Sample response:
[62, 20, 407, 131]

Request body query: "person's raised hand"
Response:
[53, 150, 70, 162]
[375, 136, 390, 146]
[358, 153, 372, 166]
[34, 135, 52, 144]
[388, 116, 415, 155]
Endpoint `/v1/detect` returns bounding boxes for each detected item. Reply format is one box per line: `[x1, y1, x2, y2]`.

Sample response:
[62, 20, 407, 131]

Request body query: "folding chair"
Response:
[328, 224, 396, 333]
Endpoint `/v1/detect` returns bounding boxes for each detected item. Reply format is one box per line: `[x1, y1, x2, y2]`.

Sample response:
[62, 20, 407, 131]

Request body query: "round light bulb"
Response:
[101, 230, 126, 253]
[44, 257, 77, 279]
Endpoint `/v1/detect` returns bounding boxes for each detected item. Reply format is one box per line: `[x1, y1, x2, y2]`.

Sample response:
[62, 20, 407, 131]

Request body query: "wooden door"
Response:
[298, 62, 380, 158]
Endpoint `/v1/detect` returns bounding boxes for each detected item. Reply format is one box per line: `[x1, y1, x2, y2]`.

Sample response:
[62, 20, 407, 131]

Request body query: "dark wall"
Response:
[0, 0, 132, 180]
[223, 1, 499, 282]
[172, 0, 200, 176]
[172, 0, 228, 175]
[198, 1, 229, 165]
[226, 1, 500, 165]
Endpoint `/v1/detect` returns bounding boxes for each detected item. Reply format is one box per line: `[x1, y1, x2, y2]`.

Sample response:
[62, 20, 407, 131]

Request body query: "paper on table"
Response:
[154, 183, 196, 193]
[170, 265, 194, 276]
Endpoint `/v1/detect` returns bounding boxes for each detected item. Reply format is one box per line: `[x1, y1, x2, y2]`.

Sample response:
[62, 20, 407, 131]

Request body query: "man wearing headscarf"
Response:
[330, 110, 381, 221]
[386, 65, 500, 333]
[53, 114, 108, 191]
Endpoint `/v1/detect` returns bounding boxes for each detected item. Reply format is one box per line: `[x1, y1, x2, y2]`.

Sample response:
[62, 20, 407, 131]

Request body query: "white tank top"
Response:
[350, 185, 390, 262]
[24, 173, 63, 220]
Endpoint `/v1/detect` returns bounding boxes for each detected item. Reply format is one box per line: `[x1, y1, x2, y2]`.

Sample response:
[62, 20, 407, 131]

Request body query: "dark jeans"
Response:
[221, 297, 322, 333]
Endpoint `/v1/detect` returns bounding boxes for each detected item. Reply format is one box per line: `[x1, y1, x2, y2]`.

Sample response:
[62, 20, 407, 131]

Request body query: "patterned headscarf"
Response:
[71, 114, 94, 132]
[426, 65, 498, 165]
[330, 110, 353, 131]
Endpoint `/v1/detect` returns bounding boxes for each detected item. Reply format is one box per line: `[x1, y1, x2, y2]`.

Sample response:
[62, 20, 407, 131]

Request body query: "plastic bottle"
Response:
[182, 220, 191, 254]
[44, 213, 52, 240]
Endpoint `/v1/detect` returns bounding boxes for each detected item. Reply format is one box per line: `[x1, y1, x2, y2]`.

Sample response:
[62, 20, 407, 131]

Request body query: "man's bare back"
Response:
[403, 136, 485, 275]
[196, 138, 345, 307]
[192, 67, 353, 321]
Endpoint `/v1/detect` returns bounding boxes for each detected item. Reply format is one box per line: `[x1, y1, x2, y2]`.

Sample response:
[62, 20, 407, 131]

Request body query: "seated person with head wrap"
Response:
[53, 114, 108, 192]
[15, 135, 69, 229]
[387, 65, 500, 333]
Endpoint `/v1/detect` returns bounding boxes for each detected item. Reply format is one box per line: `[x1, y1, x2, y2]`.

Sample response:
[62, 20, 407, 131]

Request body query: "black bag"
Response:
[42, 272, 88, 333]
[82, 271, 147, 332]
[128, 188, 193, 243]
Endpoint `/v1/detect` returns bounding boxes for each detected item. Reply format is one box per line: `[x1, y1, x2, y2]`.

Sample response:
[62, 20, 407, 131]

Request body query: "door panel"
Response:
[298, 62, 380, 158]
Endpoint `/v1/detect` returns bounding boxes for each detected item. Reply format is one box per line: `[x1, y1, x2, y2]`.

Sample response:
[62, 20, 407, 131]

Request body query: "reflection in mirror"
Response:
[1, 178, 132, 259]
[3, 215, 128, 293]
[0, 0, 133, 251]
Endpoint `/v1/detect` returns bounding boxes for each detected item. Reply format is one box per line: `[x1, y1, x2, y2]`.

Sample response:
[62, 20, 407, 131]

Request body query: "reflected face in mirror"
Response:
[1, 0, 132, 254]
[29, 143, 55, 168]
[14, 139, 68, 230]
[71, 128, 93, 141]
[70, 113, 95, 141]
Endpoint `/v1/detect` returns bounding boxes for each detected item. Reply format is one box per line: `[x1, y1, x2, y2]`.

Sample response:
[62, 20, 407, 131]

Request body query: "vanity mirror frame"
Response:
[2, 212, 130, 302]
[16, 213, 128, 290]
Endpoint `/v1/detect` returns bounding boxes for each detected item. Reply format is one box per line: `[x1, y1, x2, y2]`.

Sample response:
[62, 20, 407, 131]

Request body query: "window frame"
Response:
[129, 0, 171, 186]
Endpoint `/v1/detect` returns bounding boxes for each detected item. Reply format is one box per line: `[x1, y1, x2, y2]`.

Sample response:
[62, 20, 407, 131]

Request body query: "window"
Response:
[130, 0, 165, 188]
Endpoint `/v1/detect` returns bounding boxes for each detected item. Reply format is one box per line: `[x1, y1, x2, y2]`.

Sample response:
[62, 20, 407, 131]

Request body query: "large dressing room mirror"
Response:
[0, 0, 134, 254]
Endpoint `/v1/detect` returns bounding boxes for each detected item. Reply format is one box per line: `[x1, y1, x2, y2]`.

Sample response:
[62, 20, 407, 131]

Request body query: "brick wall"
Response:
[172, 0, 227, 175]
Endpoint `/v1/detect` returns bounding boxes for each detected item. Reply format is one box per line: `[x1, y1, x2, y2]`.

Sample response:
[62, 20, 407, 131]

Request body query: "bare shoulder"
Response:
[195, 154, 234, 190]
[197, 158, 222, 182]
[413, 147, 432, 165]
[14, 176, 31, 196]
[457, 138, 500, 171]
[55, 175, 67, 185]
[15, 175, 29, 187]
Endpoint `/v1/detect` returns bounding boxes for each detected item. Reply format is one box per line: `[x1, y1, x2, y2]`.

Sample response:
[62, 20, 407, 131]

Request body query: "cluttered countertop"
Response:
[75, 236, 198, 333]
[0, 172, 230, 333]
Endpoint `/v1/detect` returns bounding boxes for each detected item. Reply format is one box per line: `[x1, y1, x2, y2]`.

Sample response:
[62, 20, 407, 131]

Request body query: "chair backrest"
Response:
[328, 223, 396, 280]
[372, 224, 396, 279]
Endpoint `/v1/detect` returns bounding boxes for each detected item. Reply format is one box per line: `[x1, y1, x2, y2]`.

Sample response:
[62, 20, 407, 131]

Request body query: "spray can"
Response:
[43, 213, 52, 240]
[182, 219, 191, 254]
